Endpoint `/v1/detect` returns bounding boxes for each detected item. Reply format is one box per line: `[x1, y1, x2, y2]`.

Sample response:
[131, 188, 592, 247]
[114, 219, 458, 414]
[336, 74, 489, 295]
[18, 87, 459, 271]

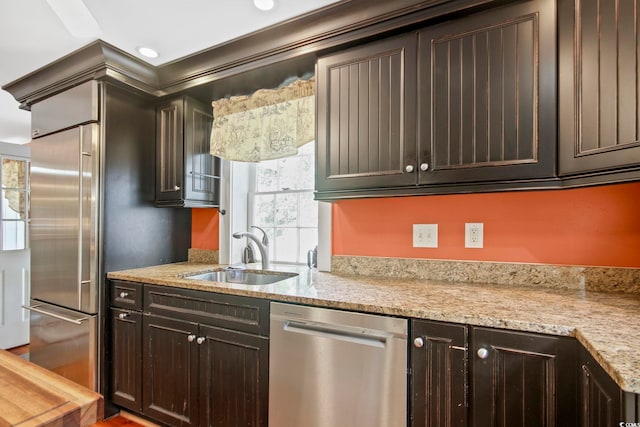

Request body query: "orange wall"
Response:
[332, 182, 640, 268]
[192, 209, 219, 250]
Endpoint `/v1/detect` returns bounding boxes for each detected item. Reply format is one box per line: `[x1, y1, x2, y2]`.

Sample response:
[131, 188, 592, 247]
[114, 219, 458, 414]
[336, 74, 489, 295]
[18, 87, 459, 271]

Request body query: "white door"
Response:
[0, 142, 30, 349]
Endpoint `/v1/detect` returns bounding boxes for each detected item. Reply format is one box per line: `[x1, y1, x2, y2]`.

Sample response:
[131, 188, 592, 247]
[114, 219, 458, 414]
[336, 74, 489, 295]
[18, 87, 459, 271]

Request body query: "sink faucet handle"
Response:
[250, 225, 269, 246]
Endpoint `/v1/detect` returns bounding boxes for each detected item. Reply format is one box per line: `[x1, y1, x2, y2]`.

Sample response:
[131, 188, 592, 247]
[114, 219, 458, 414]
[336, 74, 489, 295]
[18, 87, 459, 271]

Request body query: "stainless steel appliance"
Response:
[22, 80, 191, 393]
[26, 123, 99, 389]
[269, 302, 408, 427]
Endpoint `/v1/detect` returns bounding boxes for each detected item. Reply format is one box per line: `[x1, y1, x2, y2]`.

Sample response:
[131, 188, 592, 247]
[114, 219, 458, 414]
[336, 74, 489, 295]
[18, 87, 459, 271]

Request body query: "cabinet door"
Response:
[143, 314, 199, 427]
[183, 97, 220, 205]
[471, 327, 578, 427]
[156, 99, 184, 204]
[316, 32, 418, 192]
[198, 324, 269, 427]
[418, 0, 556, 184]
[559, 0, 640, 175]
[579, 345, 630, 426]
[110, 308, 142, 412]
[411, 320, 467, 427]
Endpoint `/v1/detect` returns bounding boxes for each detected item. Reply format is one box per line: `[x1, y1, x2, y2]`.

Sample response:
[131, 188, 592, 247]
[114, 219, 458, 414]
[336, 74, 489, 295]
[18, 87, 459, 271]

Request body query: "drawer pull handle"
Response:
[119, 292, 129, 299]
[196, 337, 205, 345]
[118, 313, 128, 320]
[187, 334, 196, 342]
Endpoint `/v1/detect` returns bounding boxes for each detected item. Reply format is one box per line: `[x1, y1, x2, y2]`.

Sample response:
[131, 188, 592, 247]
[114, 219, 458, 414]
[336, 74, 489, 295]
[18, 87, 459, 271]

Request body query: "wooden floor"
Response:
[7, 345, 150, 427]
[91, 415, 148, 427]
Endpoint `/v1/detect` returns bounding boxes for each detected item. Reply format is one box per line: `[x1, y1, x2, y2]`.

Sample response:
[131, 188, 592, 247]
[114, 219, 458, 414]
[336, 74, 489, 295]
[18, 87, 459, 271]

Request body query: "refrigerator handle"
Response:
[22, 304, 90, 325]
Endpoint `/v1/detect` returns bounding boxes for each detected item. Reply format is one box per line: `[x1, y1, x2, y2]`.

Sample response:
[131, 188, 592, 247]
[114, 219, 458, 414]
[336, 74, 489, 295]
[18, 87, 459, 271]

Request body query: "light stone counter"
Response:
[108, 261, 640, 394]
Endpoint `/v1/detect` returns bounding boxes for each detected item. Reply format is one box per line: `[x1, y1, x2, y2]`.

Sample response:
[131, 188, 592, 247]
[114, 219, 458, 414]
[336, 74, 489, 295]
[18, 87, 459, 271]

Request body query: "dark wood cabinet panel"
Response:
[316, 0, 558, 200]
[579, 345, 639, 426]
[143, 314, 200, 427]
[110, 308, 142, 412]
[559, 0, 640, 175]
[316, 32, 418, 191]
[144, 284, 270, 336]
[411, 320, 467, 427]
[110, 281, 142, 311]
[418, 0, 556, 184]
[156, 96, 221, 207]
[109, 281, 270, 427]
[470, 327, 578, 427]
[199, 325, 269, 427]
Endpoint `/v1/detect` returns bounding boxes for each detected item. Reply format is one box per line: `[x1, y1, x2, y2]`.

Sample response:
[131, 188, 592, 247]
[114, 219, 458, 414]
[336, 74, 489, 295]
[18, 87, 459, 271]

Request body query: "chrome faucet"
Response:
[233, 226, 270, 269]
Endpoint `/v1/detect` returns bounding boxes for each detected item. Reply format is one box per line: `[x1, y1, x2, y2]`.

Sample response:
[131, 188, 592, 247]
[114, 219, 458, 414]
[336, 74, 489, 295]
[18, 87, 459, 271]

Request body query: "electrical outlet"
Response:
[413, 224, 438, 248]
[465, 223, 484, 248]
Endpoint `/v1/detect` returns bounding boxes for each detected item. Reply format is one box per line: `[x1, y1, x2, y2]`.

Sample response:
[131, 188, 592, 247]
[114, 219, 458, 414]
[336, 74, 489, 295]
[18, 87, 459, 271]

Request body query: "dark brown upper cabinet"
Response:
[156, 96, 221, 207]
[316, 32, 418, 193]
[559, 0, 640, 176]
[315, 0, 556, 199]
[418, 0, 556, 185]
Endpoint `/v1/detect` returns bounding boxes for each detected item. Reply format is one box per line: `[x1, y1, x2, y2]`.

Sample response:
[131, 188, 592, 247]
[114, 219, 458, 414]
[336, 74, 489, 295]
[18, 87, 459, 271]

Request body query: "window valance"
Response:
[210, 76, 315, 162]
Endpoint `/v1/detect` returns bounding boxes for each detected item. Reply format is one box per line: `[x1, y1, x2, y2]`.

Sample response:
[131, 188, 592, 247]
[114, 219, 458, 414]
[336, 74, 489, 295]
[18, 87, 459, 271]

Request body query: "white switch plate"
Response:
[465, 223, 484, 248]
[413, 224, 438, 248]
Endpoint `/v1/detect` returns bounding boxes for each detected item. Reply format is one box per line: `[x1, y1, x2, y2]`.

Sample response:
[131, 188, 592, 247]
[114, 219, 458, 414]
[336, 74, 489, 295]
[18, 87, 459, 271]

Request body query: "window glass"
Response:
[0, 158, 29, 251]
[250, 141, 317, 264]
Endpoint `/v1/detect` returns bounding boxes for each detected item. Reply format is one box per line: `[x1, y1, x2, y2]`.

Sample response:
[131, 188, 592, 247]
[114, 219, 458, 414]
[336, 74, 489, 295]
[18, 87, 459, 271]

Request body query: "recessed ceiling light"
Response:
[136, 46, 159, 59]
[253, 0, 275, 11]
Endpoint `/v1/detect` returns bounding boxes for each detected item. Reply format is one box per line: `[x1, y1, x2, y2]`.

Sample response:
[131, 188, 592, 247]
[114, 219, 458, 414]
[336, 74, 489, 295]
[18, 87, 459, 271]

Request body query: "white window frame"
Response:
[0, 144, 30, 252]
[219, 160, 332, 271]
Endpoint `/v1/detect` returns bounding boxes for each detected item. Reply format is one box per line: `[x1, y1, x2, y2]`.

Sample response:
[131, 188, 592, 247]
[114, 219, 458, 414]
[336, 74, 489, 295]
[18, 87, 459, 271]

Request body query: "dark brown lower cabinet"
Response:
[411, 319, 468, 427]
[579, 345, 639, 426]
[471, 327, 578, 427]
[411, 321, 580, 427]
[110, 308, 142, 412]
[198, 325, 269, 427]
[109, 281, 269, 427]
[143, 315, 199, 427]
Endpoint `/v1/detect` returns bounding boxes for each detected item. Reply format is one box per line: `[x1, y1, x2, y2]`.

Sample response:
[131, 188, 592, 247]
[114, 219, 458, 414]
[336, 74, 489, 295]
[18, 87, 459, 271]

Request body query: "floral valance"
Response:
[210, 76, 315, 162]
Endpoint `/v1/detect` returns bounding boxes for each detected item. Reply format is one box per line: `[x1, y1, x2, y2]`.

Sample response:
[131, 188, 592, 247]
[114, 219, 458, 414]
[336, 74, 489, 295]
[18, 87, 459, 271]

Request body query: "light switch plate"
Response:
[465, 223, 484, 248]
[413, 224, 438, 248]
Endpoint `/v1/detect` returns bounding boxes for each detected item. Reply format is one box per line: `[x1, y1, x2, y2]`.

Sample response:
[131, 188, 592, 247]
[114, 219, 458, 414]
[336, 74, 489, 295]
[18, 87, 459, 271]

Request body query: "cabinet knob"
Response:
[119, 292, 128, 298]
[187, 334, 196, 342]
[196, 337, 205, 345]
[413, 337, 424, 348]
[118, 313, 128, 319]
[405, 165, 415, 173]
[477, 347, 490, 359]
[420, 162, 429, 171]
[174, 185, 181, 191]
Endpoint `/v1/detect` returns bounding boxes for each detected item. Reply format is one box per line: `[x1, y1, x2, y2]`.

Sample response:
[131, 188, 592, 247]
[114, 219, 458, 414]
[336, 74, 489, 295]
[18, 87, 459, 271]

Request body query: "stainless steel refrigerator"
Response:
[27, 124, 100, 390]
[22, 81, 191, 393]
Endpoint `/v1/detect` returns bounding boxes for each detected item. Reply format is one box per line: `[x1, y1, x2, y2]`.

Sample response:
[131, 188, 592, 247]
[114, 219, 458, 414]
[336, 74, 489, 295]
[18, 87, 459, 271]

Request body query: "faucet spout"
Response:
[233, 231, 270, 269]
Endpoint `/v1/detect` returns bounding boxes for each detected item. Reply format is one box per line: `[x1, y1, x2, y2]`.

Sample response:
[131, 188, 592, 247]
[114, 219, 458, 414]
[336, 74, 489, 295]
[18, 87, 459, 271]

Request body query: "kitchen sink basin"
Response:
[185, 268, 297, 285]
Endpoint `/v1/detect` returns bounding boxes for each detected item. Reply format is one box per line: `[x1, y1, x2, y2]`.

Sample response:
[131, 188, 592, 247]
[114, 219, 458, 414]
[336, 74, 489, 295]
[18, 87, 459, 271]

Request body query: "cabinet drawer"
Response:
[144, 284, 270, 336]
[111, 281, 143, 310]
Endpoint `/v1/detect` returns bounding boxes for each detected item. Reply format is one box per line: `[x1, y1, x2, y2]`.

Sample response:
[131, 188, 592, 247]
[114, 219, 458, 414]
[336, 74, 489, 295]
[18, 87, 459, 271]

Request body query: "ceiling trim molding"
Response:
[2, 0, 494, 107]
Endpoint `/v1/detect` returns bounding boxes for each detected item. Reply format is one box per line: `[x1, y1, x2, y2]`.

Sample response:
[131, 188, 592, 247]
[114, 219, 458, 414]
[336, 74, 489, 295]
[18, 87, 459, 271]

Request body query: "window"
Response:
[248, 141, 317, 264]
[0, 157, 29, 251]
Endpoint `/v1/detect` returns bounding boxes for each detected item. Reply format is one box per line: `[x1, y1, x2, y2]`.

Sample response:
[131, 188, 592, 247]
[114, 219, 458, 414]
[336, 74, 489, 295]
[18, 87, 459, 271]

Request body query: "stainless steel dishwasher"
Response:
[269, 302, 408, 427]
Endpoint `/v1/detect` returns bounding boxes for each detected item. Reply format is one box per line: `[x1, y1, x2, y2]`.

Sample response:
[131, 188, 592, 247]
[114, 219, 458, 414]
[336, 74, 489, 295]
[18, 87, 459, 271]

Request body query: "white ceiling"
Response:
[0, 0, 340, 144]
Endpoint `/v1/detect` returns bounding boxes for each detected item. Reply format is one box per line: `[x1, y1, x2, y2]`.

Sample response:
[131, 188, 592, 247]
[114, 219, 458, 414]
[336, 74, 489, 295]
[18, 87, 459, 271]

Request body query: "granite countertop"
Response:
[108, 262, 640, 394]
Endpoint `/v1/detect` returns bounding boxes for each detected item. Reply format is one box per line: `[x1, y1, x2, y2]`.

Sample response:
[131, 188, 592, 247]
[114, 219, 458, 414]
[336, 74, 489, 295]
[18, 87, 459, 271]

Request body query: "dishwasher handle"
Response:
[283, 321, 389, 348]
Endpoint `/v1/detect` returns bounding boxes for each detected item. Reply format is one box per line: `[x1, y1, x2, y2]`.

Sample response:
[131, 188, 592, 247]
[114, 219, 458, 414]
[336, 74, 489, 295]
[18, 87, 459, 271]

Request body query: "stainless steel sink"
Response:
[185, 268, 297, 285]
